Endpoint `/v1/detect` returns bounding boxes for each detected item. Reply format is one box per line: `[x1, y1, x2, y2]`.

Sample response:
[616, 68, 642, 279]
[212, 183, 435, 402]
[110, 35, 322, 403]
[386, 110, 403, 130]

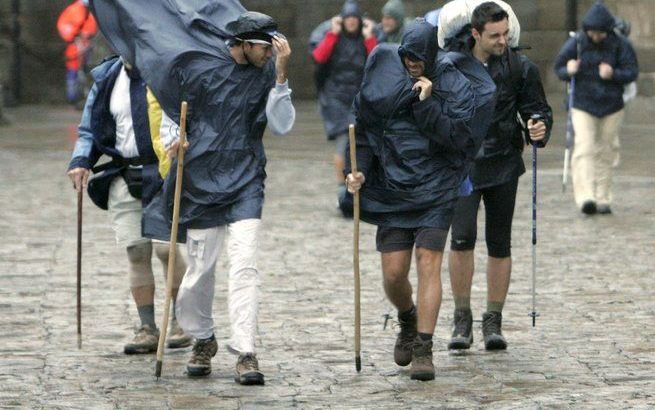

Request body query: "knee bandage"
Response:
[127, 242, 154, 288]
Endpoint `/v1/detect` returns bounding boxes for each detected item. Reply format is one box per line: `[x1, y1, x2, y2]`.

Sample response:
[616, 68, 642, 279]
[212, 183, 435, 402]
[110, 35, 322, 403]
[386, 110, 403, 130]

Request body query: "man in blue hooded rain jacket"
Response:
[554, 1, 638, 215]
[345, 18, 479, 381]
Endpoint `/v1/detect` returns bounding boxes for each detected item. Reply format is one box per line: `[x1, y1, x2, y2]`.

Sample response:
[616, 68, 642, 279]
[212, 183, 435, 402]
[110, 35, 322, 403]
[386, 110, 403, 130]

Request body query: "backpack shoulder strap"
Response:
[506, 48, 524, 95]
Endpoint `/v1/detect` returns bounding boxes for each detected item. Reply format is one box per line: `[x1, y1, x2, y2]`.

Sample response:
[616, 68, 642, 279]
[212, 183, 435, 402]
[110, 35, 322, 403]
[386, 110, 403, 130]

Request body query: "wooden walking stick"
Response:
[155, 101, 188, 379]
[348, 124, 362, 372]
[76, 188, 83, 348]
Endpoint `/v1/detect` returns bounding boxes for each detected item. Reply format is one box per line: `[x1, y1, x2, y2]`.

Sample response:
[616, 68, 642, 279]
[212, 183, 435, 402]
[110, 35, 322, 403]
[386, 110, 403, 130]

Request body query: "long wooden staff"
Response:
[348, 124, 361, 372]
[155, 101, 188, 379]
[76, 188, 83, 348]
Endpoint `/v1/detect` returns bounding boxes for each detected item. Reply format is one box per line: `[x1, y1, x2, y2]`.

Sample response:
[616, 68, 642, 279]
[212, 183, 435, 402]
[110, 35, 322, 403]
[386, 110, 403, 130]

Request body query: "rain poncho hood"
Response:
[341, 0, 362, 19]
[398, 19, 439, 78]
[582, 1, 615, 32]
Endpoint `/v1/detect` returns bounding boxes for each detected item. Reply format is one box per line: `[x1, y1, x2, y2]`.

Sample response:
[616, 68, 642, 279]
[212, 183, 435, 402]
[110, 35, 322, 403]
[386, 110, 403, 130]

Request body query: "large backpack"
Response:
[445, 51, 497, 161]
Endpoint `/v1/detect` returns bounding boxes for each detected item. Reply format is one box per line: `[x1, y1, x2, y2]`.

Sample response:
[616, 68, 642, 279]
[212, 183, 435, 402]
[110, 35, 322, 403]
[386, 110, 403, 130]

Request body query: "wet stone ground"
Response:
[0, 100, 653, 409]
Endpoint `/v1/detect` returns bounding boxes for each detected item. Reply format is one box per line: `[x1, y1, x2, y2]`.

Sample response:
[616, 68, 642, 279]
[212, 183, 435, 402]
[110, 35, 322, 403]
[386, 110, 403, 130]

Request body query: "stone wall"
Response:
[0, 0, 653, 103]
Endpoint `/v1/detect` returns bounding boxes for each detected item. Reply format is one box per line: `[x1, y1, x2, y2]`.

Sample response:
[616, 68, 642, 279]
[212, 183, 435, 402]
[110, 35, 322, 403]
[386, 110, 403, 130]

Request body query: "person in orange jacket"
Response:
[57, 0, 98, 104]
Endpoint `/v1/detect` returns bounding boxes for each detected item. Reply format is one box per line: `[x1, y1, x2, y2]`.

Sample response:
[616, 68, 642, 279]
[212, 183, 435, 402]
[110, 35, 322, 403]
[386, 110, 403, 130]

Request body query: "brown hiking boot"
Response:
[186, 336, 218, 377]
[124, 324, 159, 355]
[409, 337, 435, 381]
[394, 310, 417, 366]
[235, 354, 265, 385]
[167, 318, 193, 349]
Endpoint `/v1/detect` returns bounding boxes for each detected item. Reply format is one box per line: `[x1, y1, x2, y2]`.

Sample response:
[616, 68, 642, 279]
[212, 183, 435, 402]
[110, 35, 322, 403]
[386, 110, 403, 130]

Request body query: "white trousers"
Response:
[176, 218, 261, 354]
[571, 108, 625, 207]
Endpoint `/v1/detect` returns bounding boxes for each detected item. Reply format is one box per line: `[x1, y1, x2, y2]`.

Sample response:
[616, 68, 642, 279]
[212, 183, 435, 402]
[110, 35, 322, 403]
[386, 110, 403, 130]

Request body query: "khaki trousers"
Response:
[571, 108, 624, 207]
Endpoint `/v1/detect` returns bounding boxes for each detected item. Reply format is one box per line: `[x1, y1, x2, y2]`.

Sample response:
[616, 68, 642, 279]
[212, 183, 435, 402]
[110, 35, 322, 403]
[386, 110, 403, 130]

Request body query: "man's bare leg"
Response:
[381, 250, 416, 367]
[410, 247, 443, 381]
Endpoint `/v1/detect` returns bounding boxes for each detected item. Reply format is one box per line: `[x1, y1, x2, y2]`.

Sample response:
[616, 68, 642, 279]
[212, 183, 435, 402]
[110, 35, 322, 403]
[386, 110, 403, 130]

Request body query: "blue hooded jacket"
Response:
[554, 1, 639, 118]
[345, 19, 476, 229]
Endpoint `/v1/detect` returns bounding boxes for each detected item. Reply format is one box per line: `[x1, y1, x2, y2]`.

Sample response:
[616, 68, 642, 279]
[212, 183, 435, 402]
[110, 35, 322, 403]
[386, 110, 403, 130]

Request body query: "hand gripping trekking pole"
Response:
[348, 124, 362, 372]
[529, 114, 543, 327]
[155, 101, 188, 379]
[76, 188, 83, 348]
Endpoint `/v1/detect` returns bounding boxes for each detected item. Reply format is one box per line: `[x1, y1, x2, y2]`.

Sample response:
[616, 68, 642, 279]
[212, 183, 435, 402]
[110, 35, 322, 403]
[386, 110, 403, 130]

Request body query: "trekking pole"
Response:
[348, 124, 362, 372]
[562, 31, 578, 192]
[76, 188, 83, 348]
[529, 114, 542, 327]
[155, 101, 188, 379]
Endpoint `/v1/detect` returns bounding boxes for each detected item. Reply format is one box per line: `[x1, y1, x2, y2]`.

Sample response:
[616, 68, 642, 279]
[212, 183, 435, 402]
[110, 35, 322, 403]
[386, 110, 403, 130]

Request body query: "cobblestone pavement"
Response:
[0, 100, 653, 409]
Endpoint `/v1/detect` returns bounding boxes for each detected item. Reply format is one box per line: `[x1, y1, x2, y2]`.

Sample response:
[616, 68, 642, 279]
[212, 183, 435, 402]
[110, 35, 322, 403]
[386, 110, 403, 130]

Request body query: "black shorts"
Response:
[376, 226, 449, 253]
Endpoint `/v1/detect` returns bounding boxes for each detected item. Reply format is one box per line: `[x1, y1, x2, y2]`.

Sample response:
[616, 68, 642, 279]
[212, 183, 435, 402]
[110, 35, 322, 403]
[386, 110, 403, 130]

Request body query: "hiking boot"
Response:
[186, 336, 218, 377]
[394, 310, 417, 366]
[482, 312, 507, 350]
[581, 200, 597, 215]
[167, 318, 193, 349]
[597, 204, 612, 215]
[409, 337, 435, 381]
[448, 309, 473, 350]
[235, 353, 265, 385]
[124, 324, 159, 354]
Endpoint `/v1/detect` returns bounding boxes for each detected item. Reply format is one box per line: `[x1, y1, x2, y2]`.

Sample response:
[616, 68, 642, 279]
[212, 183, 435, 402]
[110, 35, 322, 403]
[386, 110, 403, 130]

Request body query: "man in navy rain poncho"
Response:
[91, 0, 295, 384]
[345, 18, 478, 381]
[162, 13, 295, 386]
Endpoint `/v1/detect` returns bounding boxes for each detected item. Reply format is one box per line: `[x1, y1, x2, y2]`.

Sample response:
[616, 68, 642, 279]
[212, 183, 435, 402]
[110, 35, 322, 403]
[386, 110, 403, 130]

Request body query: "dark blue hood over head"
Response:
[398, 18, 439, 78]
[341, 0, 362, 18]
[582, 1, 615, 32]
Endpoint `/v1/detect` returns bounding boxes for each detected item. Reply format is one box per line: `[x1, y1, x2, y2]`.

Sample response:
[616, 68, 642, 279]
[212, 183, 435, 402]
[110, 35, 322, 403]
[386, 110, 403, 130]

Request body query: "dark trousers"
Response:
[450, 178, 519, 258]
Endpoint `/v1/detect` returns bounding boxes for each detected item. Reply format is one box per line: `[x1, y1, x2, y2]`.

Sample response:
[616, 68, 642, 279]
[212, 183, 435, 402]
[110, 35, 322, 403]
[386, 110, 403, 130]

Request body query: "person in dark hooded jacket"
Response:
[311, 0, 377, 206]
[345, 18, 476, 381]
[554, 1, 638, 215]
[445, 2, 553, 352]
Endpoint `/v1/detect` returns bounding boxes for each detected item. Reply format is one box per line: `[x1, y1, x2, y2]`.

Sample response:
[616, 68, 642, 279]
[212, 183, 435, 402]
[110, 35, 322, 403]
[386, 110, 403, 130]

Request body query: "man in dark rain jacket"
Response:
[345, 19, 478, 381]
[92, 0, 295, 385]
[554, 1, 638, 215]
[311, 0, 377, 206]
[160, 13, 295, 385]
[445, 2, 552, 352]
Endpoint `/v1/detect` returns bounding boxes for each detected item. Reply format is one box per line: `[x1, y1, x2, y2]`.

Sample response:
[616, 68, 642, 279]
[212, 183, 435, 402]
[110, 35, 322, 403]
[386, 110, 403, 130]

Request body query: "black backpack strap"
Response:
[506, 47, 524, 96]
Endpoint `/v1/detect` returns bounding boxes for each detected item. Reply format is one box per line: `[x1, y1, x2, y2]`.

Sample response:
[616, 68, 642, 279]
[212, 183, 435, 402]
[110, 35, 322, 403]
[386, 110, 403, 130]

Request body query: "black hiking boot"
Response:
[409, 337, 435, 381]
[186, 336, 218, 377]
[448, 309, 473, 350]
[482, 312, 507, 351]
[581, 201, 597, 215]
[394, 310, 417, 366]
